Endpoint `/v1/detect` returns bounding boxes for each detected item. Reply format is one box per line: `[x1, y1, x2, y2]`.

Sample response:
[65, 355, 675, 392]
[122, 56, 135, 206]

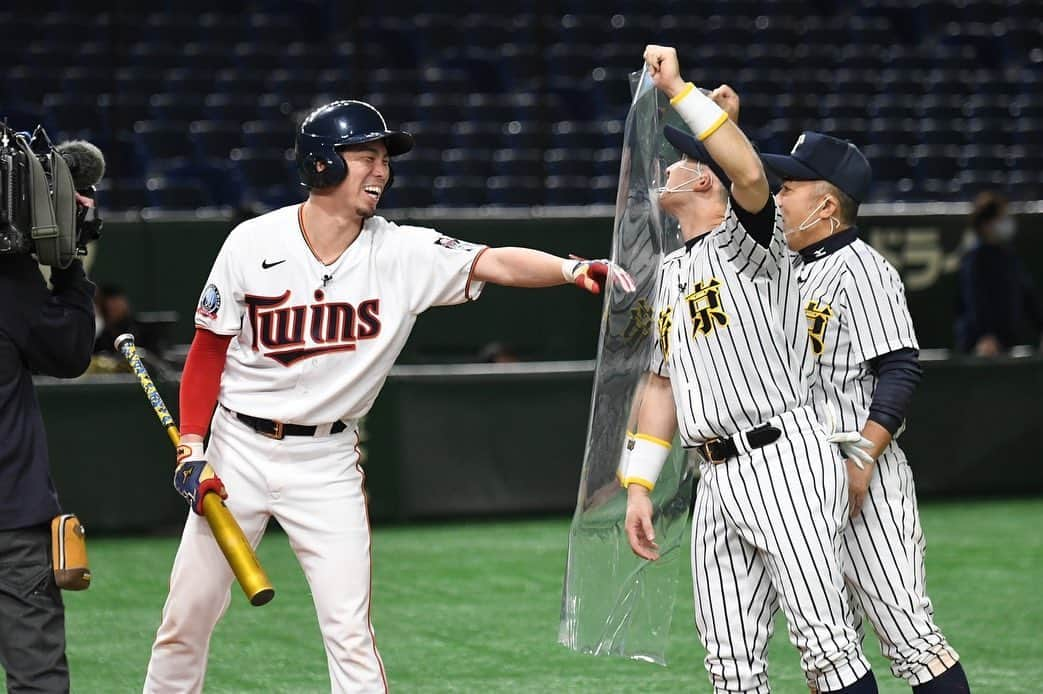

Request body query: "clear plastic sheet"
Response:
[558, 69, 695, 666]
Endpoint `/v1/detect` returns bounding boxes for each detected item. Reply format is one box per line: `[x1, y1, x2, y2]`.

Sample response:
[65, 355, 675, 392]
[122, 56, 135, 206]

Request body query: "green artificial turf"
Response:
[46, 498, 1043, 692]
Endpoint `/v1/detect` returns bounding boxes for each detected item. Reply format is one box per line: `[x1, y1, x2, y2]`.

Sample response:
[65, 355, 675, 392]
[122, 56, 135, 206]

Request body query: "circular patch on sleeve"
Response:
[197, 283, 221, 319]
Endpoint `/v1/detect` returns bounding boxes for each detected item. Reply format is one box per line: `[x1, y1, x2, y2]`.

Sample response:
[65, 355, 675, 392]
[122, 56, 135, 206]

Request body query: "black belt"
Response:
[693, 424, 781, 464]
[233, 411, 348, 440]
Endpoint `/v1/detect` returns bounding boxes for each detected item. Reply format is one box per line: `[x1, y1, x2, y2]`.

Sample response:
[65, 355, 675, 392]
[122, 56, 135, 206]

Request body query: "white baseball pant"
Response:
[143, 406, 387, 693]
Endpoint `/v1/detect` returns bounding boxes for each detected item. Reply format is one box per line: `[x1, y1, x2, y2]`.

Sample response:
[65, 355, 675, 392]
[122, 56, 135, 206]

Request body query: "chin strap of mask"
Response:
[657, 161, 704, 195]
[787, 195, 840, 237]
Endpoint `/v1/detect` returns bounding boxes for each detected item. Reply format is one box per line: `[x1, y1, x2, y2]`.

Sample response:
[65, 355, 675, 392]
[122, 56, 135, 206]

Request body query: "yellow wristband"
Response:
[669, 82, 696, 106]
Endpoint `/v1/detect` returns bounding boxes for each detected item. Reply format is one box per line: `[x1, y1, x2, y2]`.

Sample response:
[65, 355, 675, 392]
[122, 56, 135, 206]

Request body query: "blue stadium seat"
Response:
[393, 149, 443, 179]
[189, 121, 243, 161]
[487, 175, 542, 206]
[493, 149, 543, 177]
[544, 176, 591, 206]
[230, 147, 295, 190]
[146, 175, 213, 210]
[439, 148, 492, 178]
[545, 148, 594, 177]
[134, 121, 192, 161]
[433, 176, 487, 206]
[149, 94, 206, 125]
[242, 121, 292, 151]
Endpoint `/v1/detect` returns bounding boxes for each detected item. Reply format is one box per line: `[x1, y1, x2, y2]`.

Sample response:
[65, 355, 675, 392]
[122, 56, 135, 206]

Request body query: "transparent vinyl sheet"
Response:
[558, 69, 696, 665]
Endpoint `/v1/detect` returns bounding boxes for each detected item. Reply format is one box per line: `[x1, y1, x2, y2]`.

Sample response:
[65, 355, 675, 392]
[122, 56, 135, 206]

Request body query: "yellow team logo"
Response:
[624, 298, 654, 348]
[686, 278, 729, 336]
[657, 307, 673, 359]
[805, 300, 834, 355]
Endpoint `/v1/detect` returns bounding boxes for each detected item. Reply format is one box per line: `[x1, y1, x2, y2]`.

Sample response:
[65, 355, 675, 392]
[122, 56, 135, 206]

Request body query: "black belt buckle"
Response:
[260, 419, 285, 440]
[701, 439, 729, 465]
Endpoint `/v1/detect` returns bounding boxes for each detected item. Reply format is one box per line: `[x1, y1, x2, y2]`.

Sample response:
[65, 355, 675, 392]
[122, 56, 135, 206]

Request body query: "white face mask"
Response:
[994, 216, 1016, 242]
[658, 160, 704, 195]
[786, 195, 840, 237]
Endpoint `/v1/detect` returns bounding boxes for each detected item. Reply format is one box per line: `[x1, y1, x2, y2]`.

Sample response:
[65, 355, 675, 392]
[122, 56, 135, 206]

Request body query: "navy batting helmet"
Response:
[295, 100, 414, 189]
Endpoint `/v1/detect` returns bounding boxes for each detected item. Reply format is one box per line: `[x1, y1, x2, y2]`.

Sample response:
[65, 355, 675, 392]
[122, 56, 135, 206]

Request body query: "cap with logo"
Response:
[760, 131, 872, 204]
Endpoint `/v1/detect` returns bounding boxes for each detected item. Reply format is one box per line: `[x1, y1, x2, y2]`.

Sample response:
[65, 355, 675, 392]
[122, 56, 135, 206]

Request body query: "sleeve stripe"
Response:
[669, 82, 695, 105]
[697, 111, 730, 140]
[634, 432, 672, 448]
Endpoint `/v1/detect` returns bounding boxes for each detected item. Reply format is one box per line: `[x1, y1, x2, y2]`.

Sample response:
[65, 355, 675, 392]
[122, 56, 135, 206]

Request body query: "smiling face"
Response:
[329, 140, 391, 219]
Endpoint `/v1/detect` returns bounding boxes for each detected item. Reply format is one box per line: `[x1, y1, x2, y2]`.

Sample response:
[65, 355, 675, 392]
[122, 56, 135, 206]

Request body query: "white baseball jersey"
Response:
[649, 196, 815, 444]
[793, 230, 919, 465]
[794, 230, 961, 684]
[194, 204, 487, 424]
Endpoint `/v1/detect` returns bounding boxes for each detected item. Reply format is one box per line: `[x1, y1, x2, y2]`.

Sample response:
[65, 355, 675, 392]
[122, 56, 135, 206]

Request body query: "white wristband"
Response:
[561, 258, 580, 283]
[177, 441, 205, 461]
[623, 434, 672, 491]
[671, 83, 728, 141]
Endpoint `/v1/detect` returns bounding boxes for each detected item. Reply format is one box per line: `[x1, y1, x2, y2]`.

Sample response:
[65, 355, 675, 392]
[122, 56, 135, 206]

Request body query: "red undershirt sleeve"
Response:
[180, 328, 233, 437]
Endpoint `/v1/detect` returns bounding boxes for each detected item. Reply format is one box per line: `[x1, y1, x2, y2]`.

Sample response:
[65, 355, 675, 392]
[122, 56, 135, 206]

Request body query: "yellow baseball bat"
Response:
[115, 333, 275, 607]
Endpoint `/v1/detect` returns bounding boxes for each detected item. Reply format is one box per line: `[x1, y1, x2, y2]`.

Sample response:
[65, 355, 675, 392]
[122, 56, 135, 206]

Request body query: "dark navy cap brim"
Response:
[663, 125, 731, 189]
[759, 153, 821, 181]
[335, 130, 414, 156]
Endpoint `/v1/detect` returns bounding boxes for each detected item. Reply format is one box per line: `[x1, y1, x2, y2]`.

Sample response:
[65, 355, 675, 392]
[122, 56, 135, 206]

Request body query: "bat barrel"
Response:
[201, 494, 275, 606]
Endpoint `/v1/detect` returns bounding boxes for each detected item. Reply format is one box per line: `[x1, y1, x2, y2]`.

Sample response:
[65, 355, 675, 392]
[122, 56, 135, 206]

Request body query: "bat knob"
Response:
[114, 333, 136, 352]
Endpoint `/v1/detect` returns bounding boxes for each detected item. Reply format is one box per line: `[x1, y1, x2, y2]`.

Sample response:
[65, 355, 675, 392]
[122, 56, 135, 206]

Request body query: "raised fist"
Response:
[643, 45, 686, 99]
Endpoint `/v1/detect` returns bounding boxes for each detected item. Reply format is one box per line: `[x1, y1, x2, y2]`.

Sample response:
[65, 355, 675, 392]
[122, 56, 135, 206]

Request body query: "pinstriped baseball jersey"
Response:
[649, 197, 816, 445]
[793, 229, 919, 464]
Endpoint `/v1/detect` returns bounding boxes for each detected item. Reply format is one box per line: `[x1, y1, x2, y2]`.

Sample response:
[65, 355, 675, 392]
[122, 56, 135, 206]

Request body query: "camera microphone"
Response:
[55, 140, 106, 191]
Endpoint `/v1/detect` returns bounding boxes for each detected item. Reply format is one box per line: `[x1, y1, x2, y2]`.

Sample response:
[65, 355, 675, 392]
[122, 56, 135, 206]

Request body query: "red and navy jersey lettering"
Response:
[245, 291, 382, 366]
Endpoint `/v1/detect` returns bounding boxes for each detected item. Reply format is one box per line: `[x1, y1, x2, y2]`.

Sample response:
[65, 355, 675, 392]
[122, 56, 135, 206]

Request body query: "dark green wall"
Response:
[88, 210, 1043, 356]
[38, 356, 1043, 532]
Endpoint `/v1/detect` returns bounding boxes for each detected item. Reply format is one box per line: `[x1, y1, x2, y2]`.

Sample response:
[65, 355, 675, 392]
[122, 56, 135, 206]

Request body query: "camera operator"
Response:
[0, 126, 102, 692]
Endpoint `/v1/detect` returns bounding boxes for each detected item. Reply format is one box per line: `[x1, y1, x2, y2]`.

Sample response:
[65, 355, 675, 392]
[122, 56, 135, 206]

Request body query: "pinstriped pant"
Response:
[843, 456, 960, 686]
[691, 409, 870, 693]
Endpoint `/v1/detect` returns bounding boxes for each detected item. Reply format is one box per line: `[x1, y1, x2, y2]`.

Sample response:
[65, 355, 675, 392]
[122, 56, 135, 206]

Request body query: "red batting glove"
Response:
[562, 255, 637, 295]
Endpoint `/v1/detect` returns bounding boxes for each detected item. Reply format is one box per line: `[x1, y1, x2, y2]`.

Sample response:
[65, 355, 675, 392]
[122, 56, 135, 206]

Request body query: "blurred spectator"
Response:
[477, 341, 520, 363]
[93, 285, 139, 356]
[954, 192, 1043, 356]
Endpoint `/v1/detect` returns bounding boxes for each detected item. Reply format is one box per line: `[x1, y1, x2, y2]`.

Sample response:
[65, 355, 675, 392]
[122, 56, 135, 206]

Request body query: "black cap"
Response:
[663, 125, 731, 190]
[760, 131, 872, 204]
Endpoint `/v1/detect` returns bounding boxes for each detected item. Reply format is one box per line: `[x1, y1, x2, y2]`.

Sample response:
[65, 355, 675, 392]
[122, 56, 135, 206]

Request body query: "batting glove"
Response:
[824, 403, 875, 470]
[562, 255, 637, 295]
[174, 442, 227, 515]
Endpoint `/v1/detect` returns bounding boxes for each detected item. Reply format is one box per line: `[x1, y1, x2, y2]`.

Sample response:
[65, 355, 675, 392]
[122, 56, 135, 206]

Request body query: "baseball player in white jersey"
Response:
[620, 46, 877, 693]
[763, 132, 971, 693]
[142, 100, 634, 693]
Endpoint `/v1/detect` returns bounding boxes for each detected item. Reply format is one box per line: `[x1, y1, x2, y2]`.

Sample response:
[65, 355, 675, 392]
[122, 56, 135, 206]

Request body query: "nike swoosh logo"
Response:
[261, 259, 286, 269]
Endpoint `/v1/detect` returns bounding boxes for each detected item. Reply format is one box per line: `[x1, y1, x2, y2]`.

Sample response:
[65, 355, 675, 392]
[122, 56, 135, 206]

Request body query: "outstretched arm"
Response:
[472, 247, 635, 295]
[643, 44, 770, 215]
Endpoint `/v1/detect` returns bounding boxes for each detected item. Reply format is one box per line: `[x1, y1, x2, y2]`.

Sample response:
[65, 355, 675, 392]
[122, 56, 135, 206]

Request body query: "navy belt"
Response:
[233, 411, 348, 440]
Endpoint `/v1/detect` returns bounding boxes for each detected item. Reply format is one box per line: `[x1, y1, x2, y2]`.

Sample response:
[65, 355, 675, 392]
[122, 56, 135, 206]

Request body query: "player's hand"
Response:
[643, 45, 686, 99]
[563, 255, 637, 295]
[845, 458, 875, 518]
[709, 84, 740, 123]
[625, 486, 660, 560]
[173, 442, 227, 515]
[824, 403, 875, 470]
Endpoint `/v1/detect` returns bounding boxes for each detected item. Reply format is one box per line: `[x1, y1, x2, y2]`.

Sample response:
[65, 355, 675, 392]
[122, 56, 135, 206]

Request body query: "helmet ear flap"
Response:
[302, 147, 348, 189]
